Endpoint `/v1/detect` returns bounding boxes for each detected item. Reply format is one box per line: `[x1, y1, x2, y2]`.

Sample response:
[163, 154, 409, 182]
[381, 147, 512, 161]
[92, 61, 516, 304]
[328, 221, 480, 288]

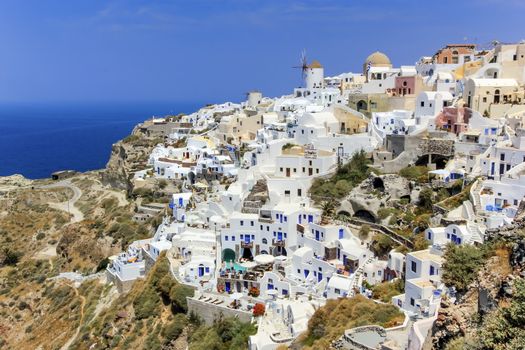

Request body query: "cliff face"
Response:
[102, 124, 164, 192]
[427, 226, 525, 349]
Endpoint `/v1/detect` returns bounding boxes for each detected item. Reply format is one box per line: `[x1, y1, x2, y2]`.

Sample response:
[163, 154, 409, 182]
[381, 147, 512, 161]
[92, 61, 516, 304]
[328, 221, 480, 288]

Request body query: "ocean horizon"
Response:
[0, 102, 203, 179]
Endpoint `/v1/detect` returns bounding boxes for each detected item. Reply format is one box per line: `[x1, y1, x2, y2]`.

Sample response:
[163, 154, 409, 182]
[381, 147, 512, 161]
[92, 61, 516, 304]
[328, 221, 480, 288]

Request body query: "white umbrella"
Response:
[240, 261, 257, 269]
[254, 254, 275, 265]
[229, 292, 244, 300]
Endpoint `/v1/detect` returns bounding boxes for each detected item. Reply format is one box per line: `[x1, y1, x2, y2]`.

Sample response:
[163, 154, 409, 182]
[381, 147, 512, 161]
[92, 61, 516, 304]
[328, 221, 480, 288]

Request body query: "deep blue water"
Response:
[0, 102, 202, 179]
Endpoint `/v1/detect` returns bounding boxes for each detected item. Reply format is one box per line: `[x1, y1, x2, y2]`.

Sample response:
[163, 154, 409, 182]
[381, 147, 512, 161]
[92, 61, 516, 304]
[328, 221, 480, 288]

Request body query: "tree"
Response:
[418, 187, 434, 211]
[359, 224, 371, 239]
[441, 244, 487, 293]
[478, 278, 525, 349]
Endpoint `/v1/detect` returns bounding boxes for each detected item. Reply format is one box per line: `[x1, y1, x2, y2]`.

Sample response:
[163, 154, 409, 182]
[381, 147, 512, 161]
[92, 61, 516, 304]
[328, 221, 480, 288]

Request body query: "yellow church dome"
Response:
[364, 51, 391, 66]
[363, 51, 392, 74]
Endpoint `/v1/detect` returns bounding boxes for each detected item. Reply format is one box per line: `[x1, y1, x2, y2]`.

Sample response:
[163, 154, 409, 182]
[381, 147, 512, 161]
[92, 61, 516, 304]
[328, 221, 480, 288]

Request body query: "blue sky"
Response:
[0, 0, 523, 104]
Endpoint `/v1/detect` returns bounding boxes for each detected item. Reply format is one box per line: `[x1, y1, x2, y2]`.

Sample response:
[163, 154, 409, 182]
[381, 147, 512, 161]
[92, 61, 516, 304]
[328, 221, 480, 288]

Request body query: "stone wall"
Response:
[186, 297, 253, 325]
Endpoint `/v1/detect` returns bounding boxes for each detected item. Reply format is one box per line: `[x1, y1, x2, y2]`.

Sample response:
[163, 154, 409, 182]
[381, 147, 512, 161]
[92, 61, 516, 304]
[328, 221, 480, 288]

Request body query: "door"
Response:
[225, 282, 231, 292]
[286, 168, 291, 177]
[198, 265, 204, 277]
[277, 232, 283, 241]
[315, 231, 320, 241]
[304, 269, 309, 278]
[318, 272, 323, 282]
[308, 168, 313, 176]
[308, 215, 313, 223]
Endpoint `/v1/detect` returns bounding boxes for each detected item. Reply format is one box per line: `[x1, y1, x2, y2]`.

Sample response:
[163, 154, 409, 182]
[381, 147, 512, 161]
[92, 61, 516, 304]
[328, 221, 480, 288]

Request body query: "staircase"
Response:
[348, 257, 374, 297]
[470, 179, 483, 213]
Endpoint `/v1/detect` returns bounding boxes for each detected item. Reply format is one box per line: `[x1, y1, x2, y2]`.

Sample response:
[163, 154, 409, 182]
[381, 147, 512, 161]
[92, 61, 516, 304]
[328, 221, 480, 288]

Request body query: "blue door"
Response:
[198, 266, 204, 277]
[298, 215, 302, 224]
[308, 215, 313, 223]
[338, 228, 344, 239]
[267, 283, 274, 290]
[277, 232, 283, 241]
[225, 282, 231, 292]
[315, 230, 320, 241]
[318, 272, 323, 282]
[245, 235, 250, 243]
[178, 197, 183, 207]
[304, 269, 309, 278]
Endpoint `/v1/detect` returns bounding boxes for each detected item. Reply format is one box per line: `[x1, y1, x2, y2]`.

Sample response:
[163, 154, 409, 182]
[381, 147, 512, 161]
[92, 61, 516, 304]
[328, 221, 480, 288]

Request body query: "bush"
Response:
[133, 286, 160, 319]
[36, 232, 45, 240]
[399, 165, 429, 183]
[309, 150, 371, 200]
[372, 279, 405, 302]
[303, 295, 404, 348]
[370, 234, 395, 258]
[2, 248, 22, 266]
[442, 244, 489, 293]
[162, 314, 187, 343]
[359, 225, 370, 239]
[169, 284, 194, 313]
[418, 187, 434, 211]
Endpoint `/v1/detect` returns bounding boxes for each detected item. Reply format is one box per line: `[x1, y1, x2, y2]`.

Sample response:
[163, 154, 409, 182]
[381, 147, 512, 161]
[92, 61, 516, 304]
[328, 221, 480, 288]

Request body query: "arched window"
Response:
[262, 238, 268, 244]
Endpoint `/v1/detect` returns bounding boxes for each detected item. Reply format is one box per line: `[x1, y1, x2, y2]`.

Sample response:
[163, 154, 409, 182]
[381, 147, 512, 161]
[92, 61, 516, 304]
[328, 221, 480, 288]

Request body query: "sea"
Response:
[0, 102, 202, 179]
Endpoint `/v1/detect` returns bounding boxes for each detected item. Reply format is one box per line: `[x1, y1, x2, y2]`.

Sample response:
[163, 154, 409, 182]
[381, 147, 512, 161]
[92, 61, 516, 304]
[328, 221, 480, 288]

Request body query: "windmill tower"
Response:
[293, 50, 324, 90]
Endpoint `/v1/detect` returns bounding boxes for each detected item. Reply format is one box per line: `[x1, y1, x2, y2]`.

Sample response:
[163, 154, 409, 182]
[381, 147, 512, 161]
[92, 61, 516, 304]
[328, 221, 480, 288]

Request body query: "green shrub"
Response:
[162, 314, 187, 343]
[442, 244, 490, 293]
[133, 286, 160, 319]
[399, 165, 429, 183]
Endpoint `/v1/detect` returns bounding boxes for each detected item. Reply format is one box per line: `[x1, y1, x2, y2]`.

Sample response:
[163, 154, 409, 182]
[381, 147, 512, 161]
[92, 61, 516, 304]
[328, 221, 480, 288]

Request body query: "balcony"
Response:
[296, 224, 305, 234]
[241, 241, 253, 249]
[272, 239, 285, 247]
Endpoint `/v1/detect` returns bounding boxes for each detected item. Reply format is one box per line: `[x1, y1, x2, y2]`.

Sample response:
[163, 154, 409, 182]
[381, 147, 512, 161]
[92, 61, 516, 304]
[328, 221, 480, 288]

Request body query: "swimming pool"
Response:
[225, 261, 247, 272]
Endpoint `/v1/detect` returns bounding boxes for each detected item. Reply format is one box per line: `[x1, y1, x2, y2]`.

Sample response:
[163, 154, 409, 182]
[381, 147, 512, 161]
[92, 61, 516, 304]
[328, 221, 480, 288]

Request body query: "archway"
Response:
[222, 248, 236, 263]
[415, 154, 451, 170]
[353, 209, 376, 223]
[356, 100, 368, 112]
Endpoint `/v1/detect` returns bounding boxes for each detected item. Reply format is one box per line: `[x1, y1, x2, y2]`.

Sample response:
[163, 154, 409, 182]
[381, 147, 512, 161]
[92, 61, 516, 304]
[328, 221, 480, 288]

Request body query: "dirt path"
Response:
[39, 180, 84, 223]
[60, 286, 86, 350]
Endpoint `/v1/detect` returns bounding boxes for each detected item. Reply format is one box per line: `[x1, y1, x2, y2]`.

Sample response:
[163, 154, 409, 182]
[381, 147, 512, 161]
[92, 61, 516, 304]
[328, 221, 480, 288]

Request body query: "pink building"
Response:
[435, 107, 472, 135]
[393, 76, 416, 96]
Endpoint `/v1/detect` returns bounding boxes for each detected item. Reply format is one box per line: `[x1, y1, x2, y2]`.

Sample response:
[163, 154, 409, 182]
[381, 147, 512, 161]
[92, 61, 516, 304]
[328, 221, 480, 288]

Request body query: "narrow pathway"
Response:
[60, 286, 86, 350]
[39, 180, 84, 223]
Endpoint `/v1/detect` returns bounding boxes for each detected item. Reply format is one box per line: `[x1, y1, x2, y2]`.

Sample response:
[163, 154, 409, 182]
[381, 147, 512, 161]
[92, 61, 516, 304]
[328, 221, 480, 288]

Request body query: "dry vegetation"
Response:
[298, 295, 405, 349]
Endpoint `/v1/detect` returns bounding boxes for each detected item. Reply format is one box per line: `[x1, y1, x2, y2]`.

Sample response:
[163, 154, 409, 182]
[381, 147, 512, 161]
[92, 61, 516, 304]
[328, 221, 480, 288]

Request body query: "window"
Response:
[225, 236, 229, 241]
[500, 153, 505, 161]
[232, 236, 235, 241]
[420, 101, 424, 107]
[262, 238, 267, 244]
[335, 288, 341, 294]
[298, 189, 302, 196]
[285, 190, 290, 196]
[411, 261, 417, 273]
[250, 221, 254, 226]
[430, 265, 435, 275]
[410, 298, 415, 306]
[297, 269, 301, 274]
[240, 220, 244, 226]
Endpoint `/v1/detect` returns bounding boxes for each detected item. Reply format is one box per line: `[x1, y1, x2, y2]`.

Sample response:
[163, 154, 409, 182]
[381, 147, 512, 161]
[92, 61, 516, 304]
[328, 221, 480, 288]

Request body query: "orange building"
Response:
[433, 44, 476, 64]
